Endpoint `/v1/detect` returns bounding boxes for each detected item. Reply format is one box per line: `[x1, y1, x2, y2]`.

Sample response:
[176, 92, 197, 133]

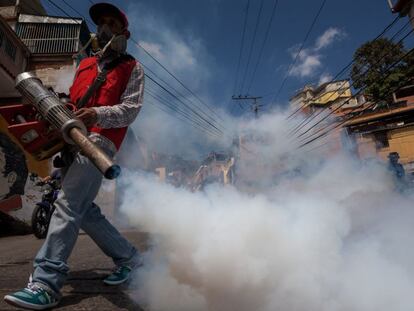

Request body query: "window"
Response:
[374, 132, 389, 149]
[4, 38, 16, 62]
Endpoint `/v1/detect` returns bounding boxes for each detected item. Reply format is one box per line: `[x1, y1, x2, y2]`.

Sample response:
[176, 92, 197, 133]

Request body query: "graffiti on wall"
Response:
[0, 132, 28, 212]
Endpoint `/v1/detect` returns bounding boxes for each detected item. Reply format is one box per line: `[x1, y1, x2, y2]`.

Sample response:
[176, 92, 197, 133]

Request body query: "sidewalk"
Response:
[0, 231, 147, 310]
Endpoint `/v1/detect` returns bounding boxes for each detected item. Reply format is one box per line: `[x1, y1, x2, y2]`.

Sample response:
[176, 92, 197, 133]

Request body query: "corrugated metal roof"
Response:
[18, 14, 82, 25]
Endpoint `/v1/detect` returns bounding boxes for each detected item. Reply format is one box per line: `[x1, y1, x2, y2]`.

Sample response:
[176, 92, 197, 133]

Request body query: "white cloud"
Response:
[127, 2, 210, 90]
[315, 27, 345, 51]
[139, 41, 164, 60]
[319, 72, 333, 85]
[290, 50, 322, 78]
[122, 2, 226, 157]
[289, 27, 346, 79]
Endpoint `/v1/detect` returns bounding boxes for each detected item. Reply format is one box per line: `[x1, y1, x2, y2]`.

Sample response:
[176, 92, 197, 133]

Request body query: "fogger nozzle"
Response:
[15, 72, 121, 179]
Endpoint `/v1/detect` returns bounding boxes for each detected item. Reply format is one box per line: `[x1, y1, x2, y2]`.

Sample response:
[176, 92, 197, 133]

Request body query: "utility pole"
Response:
[232, 95, 263, 118]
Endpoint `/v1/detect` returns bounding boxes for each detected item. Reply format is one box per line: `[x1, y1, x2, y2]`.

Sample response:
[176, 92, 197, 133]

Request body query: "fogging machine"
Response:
[0, 72, 120, 179]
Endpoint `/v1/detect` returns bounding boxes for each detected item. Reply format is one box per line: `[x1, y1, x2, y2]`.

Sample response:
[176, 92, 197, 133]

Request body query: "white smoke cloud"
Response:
[56, 66, 75, 88]
[124, 1, 227, 158]
[119, 109, 414, 311]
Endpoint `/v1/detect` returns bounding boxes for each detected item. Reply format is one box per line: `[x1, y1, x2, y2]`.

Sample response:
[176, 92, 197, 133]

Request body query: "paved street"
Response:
[0, 231, 148, 311]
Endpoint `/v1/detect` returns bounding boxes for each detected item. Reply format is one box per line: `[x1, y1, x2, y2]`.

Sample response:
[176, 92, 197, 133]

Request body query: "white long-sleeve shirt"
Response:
[89, 59, 145, 153]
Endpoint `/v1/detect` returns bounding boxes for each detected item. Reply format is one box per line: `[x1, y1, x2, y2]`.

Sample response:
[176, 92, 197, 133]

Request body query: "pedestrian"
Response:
[387, 151, 406, 191]
[4, 2, 145, 310]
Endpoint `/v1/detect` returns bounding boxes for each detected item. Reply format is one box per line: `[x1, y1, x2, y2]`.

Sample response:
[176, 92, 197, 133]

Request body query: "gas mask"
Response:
[96, 24, 127, 55]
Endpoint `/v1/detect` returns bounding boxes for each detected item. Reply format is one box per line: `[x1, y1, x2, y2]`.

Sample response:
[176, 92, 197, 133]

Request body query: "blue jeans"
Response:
[32, 149, 139, 297]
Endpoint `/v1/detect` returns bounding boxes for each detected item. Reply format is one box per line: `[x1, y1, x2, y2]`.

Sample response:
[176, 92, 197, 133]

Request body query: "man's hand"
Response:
[75, 108, 98, 127]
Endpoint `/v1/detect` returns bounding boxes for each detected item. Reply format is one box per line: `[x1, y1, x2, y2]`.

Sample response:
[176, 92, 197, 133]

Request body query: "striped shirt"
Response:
[89, 59, 145, 154]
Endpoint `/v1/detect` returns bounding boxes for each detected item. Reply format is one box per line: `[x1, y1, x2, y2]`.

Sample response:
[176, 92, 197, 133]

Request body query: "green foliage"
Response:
[351, 38, 413, 103]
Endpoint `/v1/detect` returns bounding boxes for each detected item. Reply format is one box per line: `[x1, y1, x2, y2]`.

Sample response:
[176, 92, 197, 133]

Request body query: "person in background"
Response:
[387, 152, 406, 191]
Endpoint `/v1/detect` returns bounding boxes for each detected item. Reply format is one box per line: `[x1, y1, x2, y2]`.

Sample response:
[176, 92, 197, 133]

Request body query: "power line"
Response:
[145, 87, 223, 138]
[60, 0, 86, 18]
[145, 98, 218, 138]
[270, 0, 327, 106]
[296, 47, 414, 149]
[298, 47, 414, 145]
[145, 87, 223, 139]
[296, 101, 375, 150]
[285, 15, 401, 121]
[246, 0, 280, 94]
[232, 0, 251, 98]
[239, 0, 265, 95]
[294, 26, 414, 140]
[145, 74, 224, 135]
[144, 80, 223, 137]
[45, 0, 227, 135]
[140, 62, 227, 132]
[287, 16, 408, 136]
[130, 37, 225, 123]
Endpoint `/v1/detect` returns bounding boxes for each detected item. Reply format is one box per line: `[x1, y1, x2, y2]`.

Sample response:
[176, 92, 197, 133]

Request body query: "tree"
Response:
[351, 38, 414, 104]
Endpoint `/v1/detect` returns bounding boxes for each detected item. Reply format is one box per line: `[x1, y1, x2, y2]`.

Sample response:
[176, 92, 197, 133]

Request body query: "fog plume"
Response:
[120, 109, 414, 311]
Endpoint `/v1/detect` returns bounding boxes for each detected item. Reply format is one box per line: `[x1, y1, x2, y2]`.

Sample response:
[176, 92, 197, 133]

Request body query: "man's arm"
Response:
[91, 62, 145, 128]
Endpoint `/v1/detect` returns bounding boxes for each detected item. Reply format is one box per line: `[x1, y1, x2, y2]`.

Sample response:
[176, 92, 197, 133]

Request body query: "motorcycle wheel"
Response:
[31, 204, 50, 239]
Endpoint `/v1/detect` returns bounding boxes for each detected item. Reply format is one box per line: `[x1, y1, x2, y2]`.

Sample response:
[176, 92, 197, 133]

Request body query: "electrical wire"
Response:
[288, 16, 409, 136]
[239, 0, 265, 95]
[270, 0, 327, 106]
[146, 74, 224, 135]
[285, 15, 401, 120]
[295, 27, 414, 141]
[232, 0, 251, 98]
[144, 83, 223, 137]
[246, 0, 280, 94]
[45, 0, 227, 136]
[296, 47, 414, 149]
[145, 87, 223, 139]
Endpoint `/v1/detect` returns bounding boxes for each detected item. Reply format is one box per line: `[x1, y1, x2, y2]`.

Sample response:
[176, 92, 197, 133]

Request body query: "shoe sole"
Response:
[103, 277, 130, 286]
[4, 295, 59, 310]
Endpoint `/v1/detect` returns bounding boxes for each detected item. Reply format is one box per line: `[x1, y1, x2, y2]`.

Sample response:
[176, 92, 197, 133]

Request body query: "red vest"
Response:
[69, 56, 136, 150]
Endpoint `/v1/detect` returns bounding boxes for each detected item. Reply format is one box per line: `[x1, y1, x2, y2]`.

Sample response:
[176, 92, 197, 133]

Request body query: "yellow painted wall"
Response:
[313, 89, 352, 105]
[378, 126, 414, 164]
[355, 126, 414, 165]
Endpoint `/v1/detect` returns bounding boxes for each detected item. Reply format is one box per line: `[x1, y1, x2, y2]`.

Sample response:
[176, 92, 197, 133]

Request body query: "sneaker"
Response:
[4, 283, 59, 310]
[103, 266, 132, 285]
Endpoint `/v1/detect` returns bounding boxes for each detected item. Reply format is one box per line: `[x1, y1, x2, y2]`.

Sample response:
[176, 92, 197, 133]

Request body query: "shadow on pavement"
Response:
[0, 212, 31, 238]
[60, 269, 145, 311]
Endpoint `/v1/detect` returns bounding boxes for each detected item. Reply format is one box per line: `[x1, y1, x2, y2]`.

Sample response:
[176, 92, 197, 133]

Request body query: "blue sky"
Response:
[38, 0, 412, 157]
[40, 0, 406, 112]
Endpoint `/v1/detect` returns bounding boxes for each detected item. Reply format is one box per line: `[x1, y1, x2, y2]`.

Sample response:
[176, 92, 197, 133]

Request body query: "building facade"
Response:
[290, 80, 364, 115]
[0, 1, 92, 223]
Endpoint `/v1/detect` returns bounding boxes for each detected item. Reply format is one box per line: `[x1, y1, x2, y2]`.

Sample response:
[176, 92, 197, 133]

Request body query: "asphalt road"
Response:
[0, 231, 148, 311]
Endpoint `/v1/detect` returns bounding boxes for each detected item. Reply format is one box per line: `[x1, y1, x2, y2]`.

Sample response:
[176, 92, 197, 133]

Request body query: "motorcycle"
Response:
[30, 174, 60, 239]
